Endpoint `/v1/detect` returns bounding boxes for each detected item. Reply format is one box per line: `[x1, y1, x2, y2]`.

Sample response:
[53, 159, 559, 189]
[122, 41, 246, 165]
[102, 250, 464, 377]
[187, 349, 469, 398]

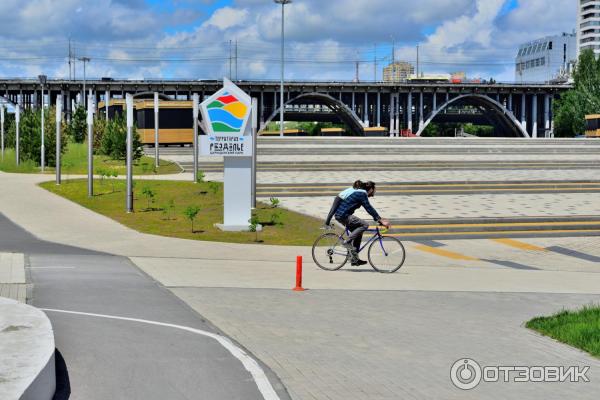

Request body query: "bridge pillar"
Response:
[544, 94, 550, 134]
[352, 92, 355, 112]
[395, 93, 400, 134]
[105, 90, 110, 121]
[445, 91, 450, 114]
[389, 94, 395, 135]
[532, 94, 538, 138]
[363, 92, 369, 126]
[433, 92, 437, 112]
[508, 93, 513, 112]
[377, 92, 381, 127]
[418, 91, 424, 131]
[260, 91, 265, 128]
[407, 91, 413, 132]
[520, 93, 527, 133]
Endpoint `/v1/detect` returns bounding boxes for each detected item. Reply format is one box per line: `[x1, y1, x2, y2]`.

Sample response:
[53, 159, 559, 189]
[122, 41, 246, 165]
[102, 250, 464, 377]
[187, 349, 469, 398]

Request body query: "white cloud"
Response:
[205, 7, 248, 30]
[0, 0, 581, 82]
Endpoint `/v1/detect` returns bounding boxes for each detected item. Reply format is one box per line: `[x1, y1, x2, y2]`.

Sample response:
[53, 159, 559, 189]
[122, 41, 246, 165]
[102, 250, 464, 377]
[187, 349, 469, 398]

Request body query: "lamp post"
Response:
[38, 75, 47, 171]
[78, 57, 90, 107]
[274, 0, 291, 137]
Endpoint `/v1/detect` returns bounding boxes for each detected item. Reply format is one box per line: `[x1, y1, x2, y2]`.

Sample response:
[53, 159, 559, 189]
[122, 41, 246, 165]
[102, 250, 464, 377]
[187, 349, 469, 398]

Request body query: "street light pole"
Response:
[79, 57, 90, 107]
[38, 75, 47, 171]
[274, 0, 291, 137]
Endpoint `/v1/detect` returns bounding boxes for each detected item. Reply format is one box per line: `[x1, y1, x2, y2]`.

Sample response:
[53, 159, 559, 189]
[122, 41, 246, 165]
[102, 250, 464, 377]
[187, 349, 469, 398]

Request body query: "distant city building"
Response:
[450, 72, 467, 83]
[515, 32, 577, 82]
[577, 0, 600, 58]
[383, 61, 414, 82]
[409, 73, 451, 82]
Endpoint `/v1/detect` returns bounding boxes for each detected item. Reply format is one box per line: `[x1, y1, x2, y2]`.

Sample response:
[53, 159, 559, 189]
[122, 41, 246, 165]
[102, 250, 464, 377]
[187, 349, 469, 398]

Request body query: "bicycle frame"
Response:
[342, 226, 386, 254]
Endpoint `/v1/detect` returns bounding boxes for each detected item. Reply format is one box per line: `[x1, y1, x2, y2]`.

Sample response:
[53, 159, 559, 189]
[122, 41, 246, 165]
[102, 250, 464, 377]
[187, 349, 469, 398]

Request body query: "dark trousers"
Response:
[336, 215, 369, 252]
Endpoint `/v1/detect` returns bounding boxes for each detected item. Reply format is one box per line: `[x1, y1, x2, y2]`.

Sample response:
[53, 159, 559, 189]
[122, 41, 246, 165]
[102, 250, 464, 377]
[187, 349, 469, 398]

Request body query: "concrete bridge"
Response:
[0, 79, 570, 138]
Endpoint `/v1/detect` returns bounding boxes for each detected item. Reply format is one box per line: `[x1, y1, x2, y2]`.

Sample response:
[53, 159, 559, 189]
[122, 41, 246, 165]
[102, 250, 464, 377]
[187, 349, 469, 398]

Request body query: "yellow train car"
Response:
[585, 114, 600, 138]
[98, 99, 195, 145]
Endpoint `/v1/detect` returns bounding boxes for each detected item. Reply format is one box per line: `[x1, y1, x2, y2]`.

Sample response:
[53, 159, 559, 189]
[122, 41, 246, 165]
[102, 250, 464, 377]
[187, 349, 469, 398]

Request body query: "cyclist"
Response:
[334, 181, 391, 266]
[323, 180, 363, 228]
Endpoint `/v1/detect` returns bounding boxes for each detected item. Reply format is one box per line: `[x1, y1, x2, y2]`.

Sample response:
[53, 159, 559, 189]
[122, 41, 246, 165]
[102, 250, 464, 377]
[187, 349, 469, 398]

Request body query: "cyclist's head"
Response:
[362, 181, 376, 197]
[352, 180, 363, 189]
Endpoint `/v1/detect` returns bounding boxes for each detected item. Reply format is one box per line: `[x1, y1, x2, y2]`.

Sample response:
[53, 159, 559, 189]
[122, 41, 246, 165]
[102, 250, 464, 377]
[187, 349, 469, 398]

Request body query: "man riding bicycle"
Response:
[334, 181, 391, 266]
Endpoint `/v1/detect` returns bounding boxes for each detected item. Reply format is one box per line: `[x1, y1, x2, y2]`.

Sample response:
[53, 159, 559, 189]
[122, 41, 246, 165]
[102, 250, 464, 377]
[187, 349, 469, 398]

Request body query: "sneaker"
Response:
[320, 224, 333, 231]
[351, 259, 368, 266]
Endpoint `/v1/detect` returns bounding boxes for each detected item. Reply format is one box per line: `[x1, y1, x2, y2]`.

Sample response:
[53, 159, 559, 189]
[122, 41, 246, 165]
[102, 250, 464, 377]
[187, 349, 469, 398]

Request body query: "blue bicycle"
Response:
[312, 226, 406, 273]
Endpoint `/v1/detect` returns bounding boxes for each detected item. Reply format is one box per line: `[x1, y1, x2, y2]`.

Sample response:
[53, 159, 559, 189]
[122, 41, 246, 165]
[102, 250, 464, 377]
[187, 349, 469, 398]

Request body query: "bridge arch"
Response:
[260, 92, 366, 135]
[416, 94, 529, 138]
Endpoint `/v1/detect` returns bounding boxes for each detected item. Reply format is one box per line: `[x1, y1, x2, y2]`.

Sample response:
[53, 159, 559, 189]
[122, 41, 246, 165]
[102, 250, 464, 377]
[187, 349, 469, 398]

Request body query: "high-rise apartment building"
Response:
[577, 0, 600, 57]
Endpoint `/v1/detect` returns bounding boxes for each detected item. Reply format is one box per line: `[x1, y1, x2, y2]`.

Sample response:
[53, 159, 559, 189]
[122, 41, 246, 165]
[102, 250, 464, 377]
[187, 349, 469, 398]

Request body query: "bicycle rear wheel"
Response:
[368, 236, 406, 273]
[312, 233, 349, 271]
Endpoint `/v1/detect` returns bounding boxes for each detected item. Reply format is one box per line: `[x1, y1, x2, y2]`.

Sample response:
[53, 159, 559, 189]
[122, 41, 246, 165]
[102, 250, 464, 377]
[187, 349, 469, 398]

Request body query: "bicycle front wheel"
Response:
[312, 233, 349, 271]
[368, 236, 406, 273]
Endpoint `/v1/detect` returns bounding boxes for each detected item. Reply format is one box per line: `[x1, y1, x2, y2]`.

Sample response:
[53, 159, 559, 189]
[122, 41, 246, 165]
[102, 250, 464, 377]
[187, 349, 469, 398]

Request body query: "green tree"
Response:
[100, 113, 142, 160]
[554, 49, 600, 137]
[93, 117, 107, 153]
[65, 105, 87, 143]
[183, 205, 201, 233]
[6, 106, 67, 166]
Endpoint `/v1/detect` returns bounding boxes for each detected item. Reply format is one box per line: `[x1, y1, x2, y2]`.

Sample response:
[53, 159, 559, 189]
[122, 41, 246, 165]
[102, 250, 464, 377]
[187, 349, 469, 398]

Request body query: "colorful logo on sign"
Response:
[206, 91, 248, 134]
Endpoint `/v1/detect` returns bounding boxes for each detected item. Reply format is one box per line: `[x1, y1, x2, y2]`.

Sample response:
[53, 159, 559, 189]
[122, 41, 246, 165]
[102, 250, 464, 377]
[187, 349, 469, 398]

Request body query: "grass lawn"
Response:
[40, 178, 324, 246]
[1, 143, 181, 175]
[526, 305, 600, 358]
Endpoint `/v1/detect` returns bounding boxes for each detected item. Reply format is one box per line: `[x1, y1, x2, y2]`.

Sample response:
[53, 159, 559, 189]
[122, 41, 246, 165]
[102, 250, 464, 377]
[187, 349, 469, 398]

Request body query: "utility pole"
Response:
[374, 43, 377, 82]
[355, 57, 360, 83]
[229, 40, 233, 79]
[416, 45, 420, 77]
[235, 40, 238, 80]
[79, 57, 90, 107]
[68, 39, 72, 80]
[274, 0, 292, 138]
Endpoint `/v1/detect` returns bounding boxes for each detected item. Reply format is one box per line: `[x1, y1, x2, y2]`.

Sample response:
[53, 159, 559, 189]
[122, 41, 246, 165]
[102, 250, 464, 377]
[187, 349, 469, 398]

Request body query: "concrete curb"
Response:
[0, 297, 55, 400]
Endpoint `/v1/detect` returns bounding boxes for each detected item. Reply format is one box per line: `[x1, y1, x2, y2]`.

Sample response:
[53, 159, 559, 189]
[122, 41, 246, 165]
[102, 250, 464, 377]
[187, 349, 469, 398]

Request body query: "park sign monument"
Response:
[200, 78, 253, 156]
[200, 78, 255, 231]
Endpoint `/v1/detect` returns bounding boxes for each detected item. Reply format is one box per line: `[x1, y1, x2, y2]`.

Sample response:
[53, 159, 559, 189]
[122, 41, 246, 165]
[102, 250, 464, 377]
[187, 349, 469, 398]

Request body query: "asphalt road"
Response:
[0, 213, 288, 400]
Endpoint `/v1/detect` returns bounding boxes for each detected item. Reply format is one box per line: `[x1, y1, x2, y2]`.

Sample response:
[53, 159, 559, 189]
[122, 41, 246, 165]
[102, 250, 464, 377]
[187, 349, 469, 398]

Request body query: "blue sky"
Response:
[0, 0, 578, 82]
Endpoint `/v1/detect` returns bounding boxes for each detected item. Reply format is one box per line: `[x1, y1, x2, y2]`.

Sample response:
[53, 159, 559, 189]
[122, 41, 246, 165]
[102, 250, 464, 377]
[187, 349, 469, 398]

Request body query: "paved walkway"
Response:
[0, 253, 27, 303]
[2, 171, 600, 399]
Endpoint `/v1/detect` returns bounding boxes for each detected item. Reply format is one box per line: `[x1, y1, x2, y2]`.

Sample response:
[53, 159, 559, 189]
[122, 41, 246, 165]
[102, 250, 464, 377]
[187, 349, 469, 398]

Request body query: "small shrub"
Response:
[161, 199, 175, 220]
[196, 171, 205, 184]
[249, 214, 260, 242]
[141, 186, 156, 210]
[208, 181, 220, 195]
[184, 205, 201, 232]
[269, 197, 280, 208]
[270, 211, 282, 226]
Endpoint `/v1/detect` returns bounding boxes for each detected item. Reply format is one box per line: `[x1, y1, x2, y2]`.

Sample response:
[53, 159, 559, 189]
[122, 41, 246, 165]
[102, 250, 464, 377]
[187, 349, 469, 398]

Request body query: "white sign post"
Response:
[55, 95, 62, 185]
[15, 103, 20, 166]
[200, 78, 255, 231]
[1, 104, 4, 161]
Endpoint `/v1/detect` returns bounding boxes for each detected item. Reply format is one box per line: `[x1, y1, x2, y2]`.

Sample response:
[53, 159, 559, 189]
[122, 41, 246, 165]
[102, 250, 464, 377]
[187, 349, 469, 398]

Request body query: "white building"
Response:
[578, 0, 600, 58]
[515, 32, 577, 82]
